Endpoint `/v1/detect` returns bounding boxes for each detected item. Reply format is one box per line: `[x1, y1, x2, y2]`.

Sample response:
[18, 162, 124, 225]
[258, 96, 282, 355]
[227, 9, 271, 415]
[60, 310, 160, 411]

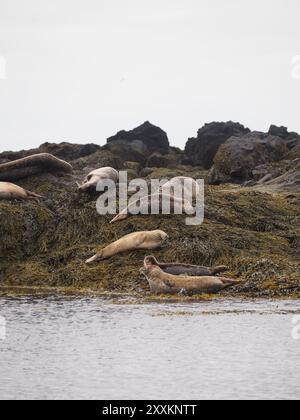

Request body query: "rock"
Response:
[184, 121, 250, 168]
[146, 153, 169, 168]
[107, 122, 170, 159]
[207, 165, 231, 185]
[140, 168, 153, 177]
[146, 150, 181, 168]
[72, 149, 123, 171]
[252, 164, 270, 181]
[268, 125, 289, 138]
[209, 132, 288, 184]
[256, 173, 273, 185]
[285, 145, 300, 160]
[123, 161, 141, 174]
[256, 160, 300, 192]
[268, 125, 300, 149]
[107, 139, 148, 165]
[78, 144, 101, 157]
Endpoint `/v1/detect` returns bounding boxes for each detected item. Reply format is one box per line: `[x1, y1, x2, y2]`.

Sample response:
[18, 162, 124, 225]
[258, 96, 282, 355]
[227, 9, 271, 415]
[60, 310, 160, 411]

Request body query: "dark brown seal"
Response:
[140, 259, 239, 295]
[144, 255, 228, 276]
[0, 153, 73, 181]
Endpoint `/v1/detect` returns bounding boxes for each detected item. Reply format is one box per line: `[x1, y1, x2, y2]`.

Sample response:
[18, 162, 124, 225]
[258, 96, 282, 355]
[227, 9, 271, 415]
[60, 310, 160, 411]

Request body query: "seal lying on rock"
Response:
[86, 230, 168, 264]
[0, 182, 44, 200]
[0, 153, 73, 181]
[110, 193, 194, 224]
[144, 255, 228, 276]
[140, 257, 239, 295]
[160, 176, 200, 198]
[78, 167, 119, 192]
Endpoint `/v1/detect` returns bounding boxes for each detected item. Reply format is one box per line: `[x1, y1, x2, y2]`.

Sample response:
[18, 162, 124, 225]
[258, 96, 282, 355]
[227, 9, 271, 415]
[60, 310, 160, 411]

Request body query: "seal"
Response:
[0, 153, 73, 181]
[110, 192, 194, 224]
[160, 176, 200, 198]
[140, 258, 239, 295]
[144, 255, 228, 276]
[78, 167, 119, 192]
[85, 230, 168, 264]
[0, 182, 44, 201]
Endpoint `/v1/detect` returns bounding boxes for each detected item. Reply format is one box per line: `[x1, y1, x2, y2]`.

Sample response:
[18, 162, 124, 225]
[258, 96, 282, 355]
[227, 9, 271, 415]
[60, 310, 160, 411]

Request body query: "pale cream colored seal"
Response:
[78, 167, 119, 192]
[110, 192, 194, 224]
[160, 176, 200, 198]
[86, 230, 168, 264]
[0, 182, 44, 201]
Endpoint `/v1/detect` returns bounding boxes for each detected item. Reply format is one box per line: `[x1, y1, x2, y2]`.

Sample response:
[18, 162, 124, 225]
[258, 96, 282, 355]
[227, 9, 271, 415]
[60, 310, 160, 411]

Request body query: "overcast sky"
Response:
[0, 0, 299, 152]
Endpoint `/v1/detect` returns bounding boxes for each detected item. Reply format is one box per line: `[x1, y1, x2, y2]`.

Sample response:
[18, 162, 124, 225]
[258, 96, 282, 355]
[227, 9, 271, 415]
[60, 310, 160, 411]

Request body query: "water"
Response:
[0, 296, 300, 400]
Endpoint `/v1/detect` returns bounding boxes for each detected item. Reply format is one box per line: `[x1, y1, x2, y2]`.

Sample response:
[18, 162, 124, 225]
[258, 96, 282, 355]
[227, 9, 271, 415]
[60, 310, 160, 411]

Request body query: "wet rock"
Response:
[184, 121, 250, 168]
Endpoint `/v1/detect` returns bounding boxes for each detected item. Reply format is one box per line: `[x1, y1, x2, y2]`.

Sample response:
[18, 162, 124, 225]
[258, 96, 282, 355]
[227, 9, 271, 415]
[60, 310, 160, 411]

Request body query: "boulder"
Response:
[268, 125, 290, 138]
[107, 139, 149, 165]
[146, 149, 181, 168]
[209, 132, 289, 184]
[184, 121, 250, 168]
[268, 125, 300, 149]
[257, 160, 300, 192]
[107, 121, 170, 160]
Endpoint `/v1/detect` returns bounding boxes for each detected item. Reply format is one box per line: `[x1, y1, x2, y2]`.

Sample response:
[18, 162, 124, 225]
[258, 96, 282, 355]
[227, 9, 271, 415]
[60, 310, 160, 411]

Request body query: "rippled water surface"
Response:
[0, 296, 300, 400]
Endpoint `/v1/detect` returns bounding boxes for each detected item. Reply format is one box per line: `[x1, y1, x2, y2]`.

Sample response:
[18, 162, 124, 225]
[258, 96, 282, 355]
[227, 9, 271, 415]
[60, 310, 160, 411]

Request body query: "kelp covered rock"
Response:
[0, 123, 300, 298]
[0, 163, 299, 298]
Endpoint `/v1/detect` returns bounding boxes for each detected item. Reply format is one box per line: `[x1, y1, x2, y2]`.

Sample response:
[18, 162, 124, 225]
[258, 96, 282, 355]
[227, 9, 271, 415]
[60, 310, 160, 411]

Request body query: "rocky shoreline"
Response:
[0, 121, 299, 299]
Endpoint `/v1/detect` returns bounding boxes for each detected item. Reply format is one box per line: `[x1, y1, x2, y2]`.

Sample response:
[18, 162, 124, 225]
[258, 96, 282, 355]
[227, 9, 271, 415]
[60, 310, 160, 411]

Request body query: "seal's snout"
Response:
[78, 183, 89, 193]
[144, 255, 158, 268]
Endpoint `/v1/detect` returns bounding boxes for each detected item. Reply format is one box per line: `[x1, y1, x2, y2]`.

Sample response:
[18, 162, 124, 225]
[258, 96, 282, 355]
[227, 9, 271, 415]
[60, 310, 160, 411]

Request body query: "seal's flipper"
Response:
[26, 190, 45, 200]
[211, 265, 229, 275]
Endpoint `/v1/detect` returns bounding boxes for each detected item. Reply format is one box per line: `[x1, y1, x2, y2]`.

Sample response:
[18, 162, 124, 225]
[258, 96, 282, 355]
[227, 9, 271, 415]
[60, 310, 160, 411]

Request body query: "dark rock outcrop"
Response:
[184, 121, 250, 168]
[107, 121, 170, 164]
[208, 132, 289, 184]
[268, 125, 300, 149]
[146, 148, 182, 168]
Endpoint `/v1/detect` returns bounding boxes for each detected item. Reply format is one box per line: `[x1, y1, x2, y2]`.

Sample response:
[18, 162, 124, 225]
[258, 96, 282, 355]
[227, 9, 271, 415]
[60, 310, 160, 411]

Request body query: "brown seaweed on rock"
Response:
[0, 126, 299, 299]
[0, 162, 299, 299]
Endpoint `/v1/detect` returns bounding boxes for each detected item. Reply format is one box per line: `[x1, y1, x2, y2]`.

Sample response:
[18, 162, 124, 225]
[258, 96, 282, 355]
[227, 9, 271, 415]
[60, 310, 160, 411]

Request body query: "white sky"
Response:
[0, 0, 299, 152]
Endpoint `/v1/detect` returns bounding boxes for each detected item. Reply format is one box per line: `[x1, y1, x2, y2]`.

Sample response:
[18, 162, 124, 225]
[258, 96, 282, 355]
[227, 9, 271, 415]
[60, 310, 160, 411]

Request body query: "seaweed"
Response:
[0, 158, 299, 298]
